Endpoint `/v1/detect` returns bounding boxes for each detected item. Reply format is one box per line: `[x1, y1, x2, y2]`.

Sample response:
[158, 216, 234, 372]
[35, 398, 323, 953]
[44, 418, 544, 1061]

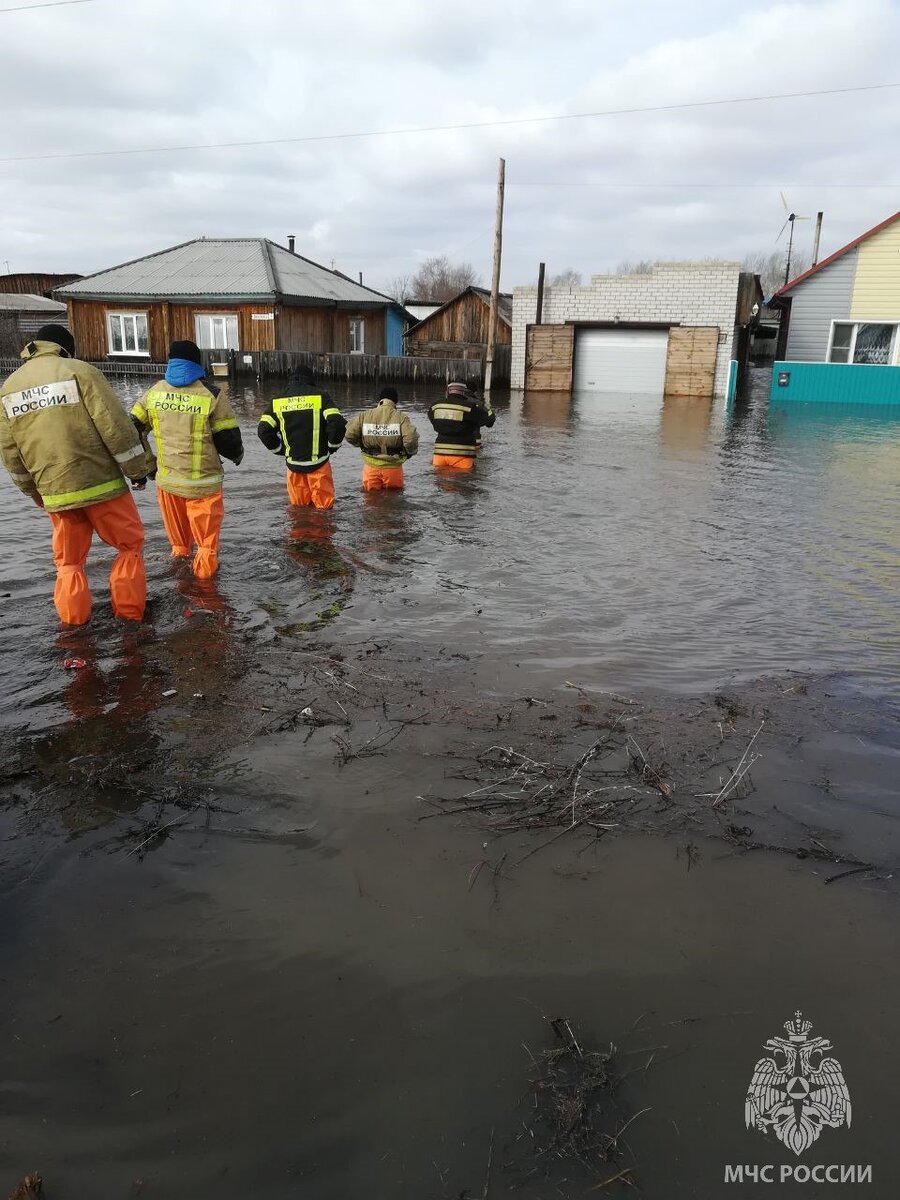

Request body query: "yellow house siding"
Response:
[850, 219, 900, 319]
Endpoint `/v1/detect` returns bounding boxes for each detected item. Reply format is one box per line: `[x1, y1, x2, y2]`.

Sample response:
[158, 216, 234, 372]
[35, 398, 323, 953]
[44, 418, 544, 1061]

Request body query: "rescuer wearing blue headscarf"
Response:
[131, 340, 244, 578]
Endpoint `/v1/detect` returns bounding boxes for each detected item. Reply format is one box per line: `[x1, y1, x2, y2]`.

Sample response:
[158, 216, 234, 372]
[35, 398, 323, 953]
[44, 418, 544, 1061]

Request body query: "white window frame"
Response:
[107, 311, 149, 356]
[826, 319, 900, 366]
[194, 313, 240, 352]
[349, 318, 365, 354]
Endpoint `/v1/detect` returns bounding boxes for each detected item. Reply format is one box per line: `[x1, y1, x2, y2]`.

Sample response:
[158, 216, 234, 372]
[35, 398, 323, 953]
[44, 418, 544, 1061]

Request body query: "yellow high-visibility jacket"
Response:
[132, 378, 243, 499]
[0, 340, 152, 512]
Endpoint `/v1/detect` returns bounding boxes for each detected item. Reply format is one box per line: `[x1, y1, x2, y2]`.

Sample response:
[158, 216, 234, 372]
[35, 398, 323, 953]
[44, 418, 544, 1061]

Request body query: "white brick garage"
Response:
[511, 262, 742, 396]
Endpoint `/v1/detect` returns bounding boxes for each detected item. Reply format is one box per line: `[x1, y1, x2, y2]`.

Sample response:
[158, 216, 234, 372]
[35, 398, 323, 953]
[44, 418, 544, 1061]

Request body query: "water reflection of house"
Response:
[768, 210, 900, 404]
[659, 396, 713, 453]
[55, 238, 412, 364]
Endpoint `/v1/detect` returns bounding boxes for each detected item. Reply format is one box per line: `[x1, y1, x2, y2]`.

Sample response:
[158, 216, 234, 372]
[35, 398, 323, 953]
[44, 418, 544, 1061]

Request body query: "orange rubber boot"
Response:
[157, 489, 192, 557]
[87, 491, 146, 620]
[362, 465, 404, 491]
[50, 509, 94, 624]
[432, 454, 474, 471]
[287, 463, 335, 509]
[187, 490, 224, 579]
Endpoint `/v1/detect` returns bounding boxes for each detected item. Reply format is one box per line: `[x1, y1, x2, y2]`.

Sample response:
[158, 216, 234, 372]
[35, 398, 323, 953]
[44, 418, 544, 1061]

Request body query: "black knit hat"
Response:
[169, 339, 203, 365]
[379, 386, 399, 402]
[34, 324, 75, 357]
[289, 365, 316, 390]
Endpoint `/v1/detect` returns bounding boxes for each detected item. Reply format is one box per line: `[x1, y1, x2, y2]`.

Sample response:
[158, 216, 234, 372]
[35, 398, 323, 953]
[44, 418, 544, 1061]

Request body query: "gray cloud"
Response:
[1, 0, 898, 288]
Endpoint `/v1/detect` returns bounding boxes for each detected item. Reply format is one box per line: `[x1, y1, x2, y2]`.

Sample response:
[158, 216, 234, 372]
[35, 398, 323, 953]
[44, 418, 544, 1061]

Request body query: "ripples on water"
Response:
[0, 367, 898, 732]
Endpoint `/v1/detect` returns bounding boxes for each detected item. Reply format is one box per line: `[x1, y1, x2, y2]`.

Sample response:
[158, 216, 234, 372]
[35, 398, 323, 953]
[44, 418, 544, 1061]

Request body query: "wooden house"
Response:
[0, 293, 69, 357]
[0, 272, 82, 298]
[768, 210, 900, 404]
[405, 286, 512, 359]
[55, 238, 412, 363]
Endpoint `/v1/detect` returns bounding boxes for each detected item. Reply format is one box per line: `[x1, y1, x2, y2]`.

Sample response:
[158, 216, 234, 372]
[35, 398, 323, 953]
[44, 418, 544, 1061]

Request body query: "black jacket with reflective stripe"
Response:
[257, 390, 346, 473]
[427, 393, 495, 457]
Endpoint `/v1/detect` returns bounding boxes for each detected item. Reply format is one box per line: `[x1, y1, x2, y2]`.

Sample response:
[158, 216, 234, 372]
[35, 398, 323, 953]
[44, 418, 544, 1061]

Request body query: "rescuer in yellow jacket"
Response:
[257, 365, 346, 508]
[131, 340, 244, 579]
[0, 324, 153, 625]
[344, 386, 419, 490]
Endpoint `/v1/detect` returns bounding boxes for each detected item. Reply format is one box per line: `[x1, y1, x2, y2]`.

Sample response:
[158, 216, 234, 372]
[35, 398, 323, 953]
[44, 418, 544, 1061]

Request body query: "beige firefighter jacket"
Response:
[132, 379, 240, 499]
[0, 341, 153, 512]
[344, 398, 419, 467]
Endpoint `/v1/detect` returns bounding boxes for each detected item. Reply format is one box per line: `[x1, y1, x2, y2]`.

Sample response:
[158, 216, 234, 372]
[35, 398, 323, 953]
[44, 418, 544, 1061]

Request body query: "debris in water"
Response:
[506, 1016, 644, 1186]
[62, 658, 86, 670]
[7, 1175, 43, 1200]
[162, 689, 177, 698]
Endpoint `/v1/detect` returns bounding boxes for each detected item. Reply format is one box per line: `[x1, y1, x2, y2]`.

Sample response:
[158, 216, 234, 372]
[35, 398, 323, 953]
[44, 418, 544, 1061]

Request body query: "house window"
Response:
[828, 321, 899, 365]
[349, 318, 365, 354]
[194, 314, 239, 351]
[107, 312, 149, 355]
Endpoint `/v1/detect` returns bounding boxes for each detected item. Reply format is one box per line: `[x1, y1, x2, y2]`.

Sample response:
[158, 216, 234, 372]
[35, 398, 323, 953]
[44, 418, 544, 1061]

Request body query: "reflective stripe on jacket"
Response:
[0, 341, 152, 512]
[427, 393, 495, 458]
[257, 391, 346, 473]
[344, 398, 419, 467]
[132, 378, 240, 499]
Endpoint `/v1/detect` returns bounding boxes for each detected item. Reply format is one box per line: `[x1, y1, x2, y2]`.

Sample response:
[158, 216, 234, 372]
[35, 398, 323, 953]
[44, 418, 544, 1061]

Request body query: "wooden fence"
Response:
[2, 350, 504, 388]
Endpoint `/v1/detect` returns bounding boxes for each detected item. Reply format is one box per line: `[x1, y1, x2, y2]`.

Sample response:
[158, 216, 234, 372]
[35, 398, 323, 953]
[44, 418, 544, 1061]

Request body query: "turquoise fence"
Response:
[726, 359, 738, 403]
[770, 361, 900, 405]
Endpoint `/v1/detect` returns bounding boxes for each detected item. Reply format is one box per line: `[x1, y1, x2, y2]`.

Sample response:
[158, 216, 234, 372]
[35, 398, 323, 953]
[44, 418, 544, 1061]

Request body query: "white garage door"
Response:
[573, 328, 670, 394]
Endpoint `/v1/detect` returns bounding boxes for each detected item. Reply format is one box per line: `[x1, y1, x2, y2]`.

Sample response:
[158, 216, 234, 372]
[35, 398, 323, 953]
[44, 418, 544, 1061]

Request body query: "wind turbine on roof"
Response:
[776, 192, 811, 287]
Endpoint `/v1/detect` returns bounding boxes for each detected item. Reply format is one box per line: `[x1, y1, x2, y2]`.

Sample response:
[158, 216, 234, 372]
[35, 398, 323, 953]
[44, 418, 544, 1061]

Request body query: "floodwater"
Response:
[1, 368, 899, 731]
[1, 367, 899, 1198]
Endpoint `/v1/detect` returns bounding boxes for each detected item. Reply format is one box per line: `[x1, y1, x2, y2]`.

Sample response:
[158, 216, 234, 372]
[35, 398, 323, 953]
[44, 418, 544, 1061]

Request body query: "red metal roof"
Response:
[774, 210, 900, 297]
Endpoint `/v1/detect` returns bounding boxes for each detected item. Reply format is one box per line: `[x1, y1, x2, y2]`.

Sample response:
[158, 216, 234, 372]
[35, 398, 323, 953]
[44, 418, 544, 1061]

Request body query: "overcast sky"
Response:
[1, 0, 898, 292]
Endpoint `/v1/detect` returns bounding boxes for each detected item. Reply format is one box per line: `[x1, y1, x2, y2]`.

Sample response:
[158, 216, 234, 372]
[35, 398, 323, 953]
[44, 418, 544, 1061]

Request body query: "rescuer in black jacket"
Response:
[257, 366, 347, 508]
[427, 381, 495, 471]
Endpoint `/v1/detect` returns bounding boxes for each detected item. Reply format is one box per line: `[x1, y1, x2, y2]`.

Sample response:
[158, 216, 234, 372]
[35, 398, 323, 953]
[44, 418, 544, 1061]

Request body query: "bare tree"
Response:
[386, 274, 413, 304]
[615, 259, 656, 274]
[742, 250, 812, 297]
[409, 255, 480, 302]
[548, 268, 582, 287]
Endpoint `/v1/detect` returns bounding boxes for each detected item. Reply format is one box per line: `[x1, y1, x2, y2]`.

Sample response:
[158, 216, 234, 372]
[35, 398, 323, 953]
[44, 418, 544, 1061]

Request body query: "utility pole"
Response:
[535, 262, 546, 325]
[812, 212, 824, 265]
[484, 156, 506, 393]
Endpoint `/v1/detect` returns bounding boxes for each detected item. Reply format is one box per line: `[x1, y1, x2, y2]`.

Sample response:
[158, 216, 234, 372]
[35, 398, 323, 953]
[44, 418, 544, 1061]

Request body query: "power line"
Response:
[1, 81, 897, 165]
[0, 0, 95, 12]
[510, 181, 900, 188]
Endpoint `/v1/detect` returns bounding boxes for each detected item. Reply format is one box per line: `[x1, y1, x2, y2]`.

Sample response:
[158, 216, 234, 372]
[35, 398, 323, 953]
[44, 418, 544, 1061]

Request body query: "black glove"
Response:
[132, 477, 148, 491]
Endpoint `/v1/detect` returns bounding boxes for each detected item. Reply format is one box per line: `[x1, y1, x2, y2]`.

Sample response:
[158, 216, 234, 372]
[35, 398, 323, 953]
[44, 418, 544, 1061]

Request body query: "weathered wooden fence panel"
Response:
[2, 348, 507, 388]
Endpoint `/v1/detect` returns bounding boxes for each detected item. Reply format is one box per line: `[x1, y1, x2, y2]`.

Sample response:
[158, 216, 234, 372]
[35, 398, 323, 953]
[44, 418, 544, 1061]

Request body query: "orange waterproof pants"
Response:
[49, 490, 146, 625]
[432, 454, 474, 471]
[157, 488, 224, 579]
[362, 464, 404, 491]
[287, 463, 335, 509]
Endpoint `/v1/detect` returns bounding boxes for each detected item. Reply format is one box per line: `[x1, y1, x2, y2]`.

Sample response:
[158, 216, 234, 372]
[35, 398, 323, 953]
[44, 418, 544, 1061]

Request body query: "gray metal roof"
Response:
[56, 238, 397, 306]
[0, 292, 67, 313]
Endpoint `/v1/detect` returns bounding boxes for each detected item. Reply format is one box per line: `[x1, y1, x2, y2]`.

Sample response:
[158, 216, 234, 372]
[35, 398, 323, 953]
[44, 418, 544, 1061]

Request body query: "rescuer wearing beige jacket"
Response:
[0, 325, 153, 624]
[344, 387, 419, 490]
